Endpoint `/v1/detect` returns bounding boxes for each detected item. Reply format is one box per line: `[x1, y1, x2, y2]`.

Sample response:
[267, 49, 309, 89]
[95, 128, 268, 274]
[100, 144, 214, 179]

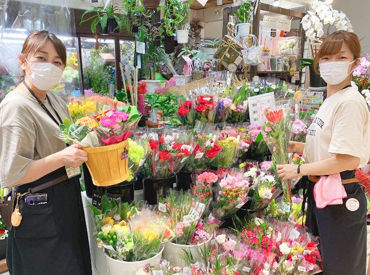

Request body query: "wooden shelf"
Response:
[191, 0, 233, 10]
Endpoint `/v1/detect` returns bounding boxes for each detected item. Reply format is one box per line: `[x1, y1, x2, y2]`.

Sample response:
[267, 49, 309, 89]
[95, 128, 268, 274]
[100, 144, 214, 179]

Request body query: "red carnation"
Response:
[0, 229, 5, 234]
[193, 144, 201, 155]
[159, 150, 171, 162]
[149, 139, 158, 151]
[138, 82, 147, 94]
[195, 104, 207, 113]
[172, 143, 182, 151]
[181, 148, 191, 156]
[159, 137, 165, 144]
[205, 144, 221, 158]
[178, 106, 190, 116]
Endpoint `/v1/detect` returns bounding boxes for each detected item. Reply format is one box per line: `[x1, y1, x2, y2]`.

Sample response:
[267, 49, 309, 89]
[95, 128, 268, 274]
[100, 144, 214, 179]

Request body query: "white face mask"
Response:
[27, 62, 63, 91]
[319, 60, 355, 85]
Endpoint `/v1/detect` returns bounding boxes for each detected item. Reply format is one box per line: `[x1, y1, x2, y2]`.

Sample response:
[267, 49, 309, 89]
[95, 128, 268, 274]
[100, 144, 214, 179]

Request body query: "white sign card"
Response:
[248, 92, 276, 125]
[136, 41, 146, 54]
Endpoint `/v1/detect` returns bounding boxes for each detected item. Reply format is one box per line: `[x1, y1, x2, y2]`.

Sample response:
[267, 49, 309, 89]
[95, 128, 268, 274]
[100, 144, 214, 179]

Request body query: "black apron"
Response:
[7, 167, 92, 275]
[301, 170, 367, 275]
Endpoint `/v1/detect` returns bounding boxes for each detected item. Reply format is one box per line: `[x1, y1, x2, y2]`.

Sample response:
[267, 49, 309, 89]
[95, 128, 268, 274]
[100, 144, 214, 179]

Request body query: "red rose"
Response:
[178, 106, 190, 116]
[205, 144, 221, 158]
[172, 143, 182, 151]
[158, 137, 165, 144]
[195, 104, 207, 113]
[183, 100, 193, 109]
[0, 229, 5, 234]
[265, 109, 283, 123]
[149, 139, 158, 150]
[159, 150, 171, 162]
[181, 148, 191, 156]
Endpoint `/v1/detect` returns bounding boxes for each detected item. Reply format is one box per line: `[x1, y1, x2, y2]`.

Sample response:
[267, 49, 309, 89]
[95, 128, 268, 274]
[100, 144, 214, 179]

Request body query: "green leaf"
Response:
[256, 132, 264, 143]
[100, 13, 109, 32]
[88, 205, 101, 217]
[101, 195, 117, 215]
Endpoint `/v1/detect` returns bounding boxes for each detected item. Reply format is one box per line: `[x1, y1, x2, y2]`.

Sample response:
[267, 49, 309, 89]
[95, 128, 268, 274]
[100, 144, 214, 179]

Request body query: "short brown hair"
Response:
[314, 31, 361, 74]
[19, 30, 66, 81]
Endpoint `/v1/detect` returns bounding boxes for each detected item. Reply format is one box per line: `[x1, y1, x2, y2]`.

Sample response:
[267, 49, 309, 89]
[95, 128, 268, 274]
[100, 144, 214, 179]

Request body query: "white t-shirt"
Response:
[304, 86, 370, 168]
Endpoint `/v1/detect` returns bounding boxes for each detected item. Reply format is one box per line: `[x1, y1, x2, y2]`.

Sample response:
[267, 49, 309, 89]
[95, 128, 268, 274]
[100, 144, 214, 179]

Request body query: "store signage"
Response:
[262, 16, 291, 32]
[248, 92, 276, 125]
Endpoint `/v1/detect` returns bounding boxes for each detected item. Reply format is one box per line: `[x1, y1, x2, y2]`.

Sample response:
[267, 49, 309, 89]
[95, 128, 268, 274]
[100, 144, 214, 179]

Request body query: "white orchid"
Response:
[301, 0, 352, 42]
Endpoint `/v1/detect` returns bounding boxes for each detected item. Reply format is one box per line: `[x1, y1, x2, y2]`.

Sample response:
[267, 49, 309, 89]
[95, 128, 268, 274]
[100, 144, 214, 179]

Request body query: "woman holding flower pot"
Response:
[0, 31, 91, 275]
[277, 31, 369, 275]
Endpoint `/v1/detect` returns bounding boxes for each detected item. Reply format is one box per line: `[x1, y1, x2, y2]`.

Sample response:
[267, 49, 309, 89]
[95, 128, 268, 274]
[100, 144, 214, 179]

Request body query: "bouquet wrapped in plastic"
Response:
[143, 129, 194, 179]
[263, 101, 293, 203]
[214, 128, 240, 168]
[212, 170, 250, 220]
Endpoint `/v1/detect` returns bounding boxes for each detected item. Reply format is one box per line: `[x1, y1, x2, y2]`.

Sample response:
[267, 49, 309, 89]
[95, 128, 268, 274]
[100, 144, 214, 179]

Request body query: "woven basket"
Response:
[83, 140, 129, 186]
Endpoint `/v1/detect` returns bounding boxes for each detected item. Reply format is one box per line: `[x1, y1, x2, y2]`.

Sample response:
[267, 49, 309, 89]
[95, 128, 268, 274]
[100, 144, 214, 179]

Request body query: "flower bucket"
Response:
[143, 176, 177, 205]
[163, 237, 212, 267]
[236, 23, 250, 37]
[105, 246, 164, 275]
[176, 30, 189, 44]
[83, 140, 129, 187]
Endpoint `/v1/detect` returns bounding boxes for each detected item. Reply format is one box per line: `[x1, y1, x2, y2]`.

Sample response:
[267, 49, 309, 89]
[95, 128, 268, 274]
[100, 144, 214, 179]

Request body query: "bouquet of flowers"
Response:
[240, 218, 322, 274]
[244, 167, 278, 211]
[159, 191, 214, 245]
[177, 100, 197, 126]
[216, 97, 233, 123]
[227, 84, 249, 123]
[194, 95, 217, 123]
[244, 124, 270, 162]
[214, 129, 240, 168]
[212, 170, 250, 220]
[126, 137, 149, 182]
[192, 171, 218, 205]
[143, 129, 193, 179]
[185, 130, 221, 172]
[89, 196, 173, 262]
[263, 102, 293, 203]
[60, 103, 141, 147]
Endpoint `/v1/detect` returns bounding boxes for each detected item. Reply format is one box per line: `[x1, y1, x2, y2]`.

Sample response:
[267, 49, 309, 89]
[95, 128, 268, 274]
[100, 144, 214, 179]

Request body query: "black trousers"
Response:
[7, 168, 92, 275]
[304, 178, 367, 275]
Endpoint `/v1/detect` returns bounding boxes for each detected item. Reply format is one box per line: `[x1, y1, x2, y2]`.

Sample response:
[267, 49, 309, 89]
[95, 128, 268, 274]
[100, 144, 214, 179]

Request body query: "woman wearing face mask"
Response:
[277, 31, 369, 274]
[0, 31, 92, 274]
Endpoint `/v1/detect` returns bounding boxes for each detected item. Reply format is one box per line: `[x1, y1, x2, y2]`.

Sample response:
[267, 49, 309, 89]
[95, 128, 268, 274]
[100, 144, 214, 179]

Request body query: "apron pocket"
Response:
[14, 202, 58, 239]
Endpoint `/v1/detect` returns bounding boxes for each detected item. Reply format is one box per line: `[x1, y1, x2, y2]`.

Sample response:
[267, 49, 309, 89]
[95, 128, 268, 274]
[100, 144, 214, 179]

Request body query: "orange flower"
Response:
[265, 109, 283, 123]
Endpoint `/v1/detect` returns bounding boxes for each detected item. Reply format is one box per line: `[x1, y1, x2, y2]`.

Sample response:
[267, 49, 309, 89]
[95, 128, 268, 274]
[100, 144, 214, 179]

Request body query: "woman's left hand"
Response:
[277, 164, 299, 181]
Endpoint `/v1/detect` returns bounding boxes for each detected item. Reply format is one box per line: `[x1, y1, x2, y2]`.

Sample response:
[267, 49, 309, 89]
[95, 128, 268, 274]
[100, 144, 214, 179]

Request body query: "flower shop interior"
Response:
[0, 0, 369, 274]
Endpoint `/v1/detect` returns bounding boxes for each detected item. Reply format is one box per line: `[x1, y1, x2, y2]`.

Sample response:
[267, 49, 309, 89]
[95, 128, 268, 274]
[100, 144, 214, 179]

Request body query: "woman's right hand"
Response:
[57, 144, 88, 168]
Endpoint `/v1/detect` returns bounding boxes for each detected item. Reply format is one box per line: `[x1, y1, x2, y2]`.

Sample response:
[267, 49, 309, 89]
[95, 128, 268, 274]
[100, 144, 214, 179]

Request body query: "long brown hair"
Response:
[314, 31, 361, 74]
[19, 30, 66, 82]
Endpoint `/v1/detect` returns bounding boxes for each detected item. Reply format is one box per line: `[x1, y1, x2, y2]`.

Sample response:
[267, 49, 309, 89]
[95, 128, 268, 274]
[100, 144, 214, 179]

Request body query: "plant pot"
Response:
[143, 176, 177, 205]
[236, 23, 250, 37]
[143, 80, 161, 94]
[163, 237, 212, 267]
[143, 0, 161, 9]
[83, 141, 129, 187]
[106, 18, 119, 33]
[176, 171, 192, 191]
[132, 25, 139, 33]
[309, 66, 326, 87]
[176, 30, 189, 44]
[105, 246, 164, 275]
[163, 36, 176, 54]
[102, 181, 135, 203]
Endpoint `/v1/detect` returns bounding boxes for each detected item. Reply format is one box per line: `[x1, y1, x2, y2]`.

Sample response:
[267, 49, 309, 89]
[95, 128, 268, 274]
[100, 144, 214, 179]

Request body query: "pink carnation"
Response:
[197, 172, 218, 184]
[223, 239, 236, 251]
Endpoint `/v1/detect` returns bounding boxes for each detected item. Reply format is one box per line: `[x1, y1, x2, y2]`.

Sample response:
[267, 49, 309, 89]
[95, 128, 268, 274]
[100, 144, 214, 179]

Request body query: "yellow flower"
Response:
[239, 162, 246, 168]
[142, 230, 157, 241]
[112, 224, 129, 236]
[291, 244, 304, 255]
[76, 117, 98, 128]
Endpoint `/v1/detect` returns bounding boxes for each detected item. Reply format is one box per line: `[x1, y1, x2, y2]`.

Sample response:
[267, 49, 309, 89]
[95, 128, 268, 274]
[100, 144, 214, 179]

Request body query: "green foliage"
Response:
[85, 50, 111, 94]
[235, 1, 253, 23]
[161, 0, 192, 36]
[59, 118, 89, 142]
[298, 58, 314, 69]
[145, 93, 182, 118]
[80, 5, 127, 34]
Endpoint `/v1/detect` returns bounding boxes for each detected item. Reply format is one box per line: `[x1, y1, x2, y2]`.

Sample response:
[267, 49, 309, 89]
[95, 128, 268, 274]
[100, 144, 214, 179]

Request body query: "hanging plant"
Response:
[80, 5, 128, 34]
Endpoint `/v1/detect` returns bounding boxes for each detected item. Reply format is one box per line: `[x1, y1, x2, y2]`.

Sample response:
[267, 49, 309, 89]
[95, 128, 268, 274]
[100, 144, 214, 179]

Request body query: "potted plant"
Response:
[161, 0, 181, 53]
[80, 5, 127, 34]
[234, 1, 253, 37]
[174, 1, 191, 44]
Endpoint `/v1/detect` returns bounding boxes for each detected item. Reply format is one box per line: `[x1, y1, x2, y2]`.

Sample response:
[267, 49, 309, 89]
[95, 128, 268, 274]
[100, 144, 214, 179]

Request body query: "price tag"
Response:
[183, 215, 193, 226]
[66, 166, 81, 179]
[195, 152, 204, 159]
[248, 92, 275, 126]
[261, 190, 273, 199]
[242, 266, 251, 272]
[196, 0, 208, 6]
[298, 266, 307, 272]
[158, 202, 167, 213]
[136, 41, 146, 54]
[195, 202, 205, 214]
[280, 202, 291, 213]
[188, 208, 200, 221]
